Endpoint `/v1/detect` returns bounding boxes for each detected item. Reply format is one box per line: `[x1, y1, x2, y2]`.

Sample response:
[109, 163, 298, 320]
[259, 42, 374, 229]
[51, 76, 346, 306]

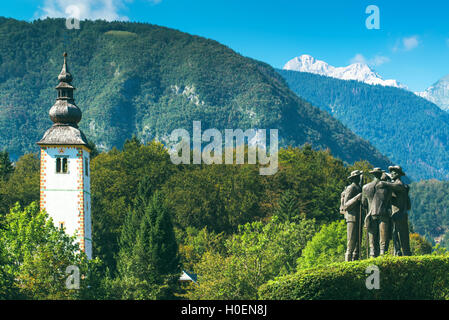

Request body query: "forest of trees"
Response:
[0, 139, 441, 300]
[409, 180, 449, 247]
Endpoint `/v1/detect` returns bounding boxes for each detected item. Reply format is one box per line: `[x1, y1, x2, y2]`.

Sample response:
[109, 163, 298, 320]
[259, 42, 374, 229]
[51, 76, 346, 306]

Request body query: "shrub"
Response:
[410, 233, 432, 255]
[297, 220, 346, 269]
[259, 255, 449, 300]
[185, 217, 318, 300]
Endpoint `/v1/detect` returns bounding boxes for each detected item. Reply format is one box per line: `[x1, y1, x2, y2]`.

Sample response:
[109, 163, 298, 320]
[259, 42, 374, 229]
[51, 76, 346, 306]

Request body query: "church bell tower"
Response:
[37, 53, 92, 259]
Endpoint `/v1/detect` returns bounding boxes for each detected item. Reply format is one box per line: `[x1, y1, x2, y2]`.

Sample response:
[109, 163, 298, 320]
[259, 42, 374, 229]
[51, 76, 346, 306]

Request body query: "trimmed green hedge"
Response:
[258, 255, 449, 300]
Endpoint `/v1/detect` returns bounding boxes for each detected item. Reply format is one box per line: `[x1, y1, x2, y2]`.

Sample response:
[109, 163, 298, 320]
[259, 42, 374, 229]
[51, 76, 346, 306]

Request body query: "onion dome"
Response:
[38, 53, 88, 147]
[49, 52, 82, 126]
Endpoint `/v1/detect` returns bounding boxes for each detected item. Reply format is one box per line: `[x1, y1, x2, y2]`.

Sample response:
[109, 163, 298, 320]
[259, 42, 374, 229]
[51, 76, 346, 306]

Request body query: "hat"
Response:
[347, 170, 362, 180]
[369, 167, 383, 175]
[388, 165, 406, 176]
[381, 171, 392, 181]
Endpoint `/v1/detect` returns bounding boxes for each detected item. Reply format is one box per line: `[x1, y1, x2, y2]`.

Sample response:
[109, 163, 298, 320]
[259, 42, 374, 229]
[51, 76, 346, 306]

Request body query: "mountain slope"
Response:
[409, 180, 449, 242]
[416, 74, 449, 111]
[0, 18, 390, 169]
[284, 54, 406, 89]
[278, 69, 449, 180]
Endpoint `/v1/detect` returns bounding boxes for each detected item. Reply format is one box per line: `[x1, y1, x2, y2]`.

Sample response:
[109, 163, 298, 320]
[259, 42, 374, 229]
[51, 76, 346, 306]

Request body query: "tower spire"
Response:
[58, 52, 73, 84]
[38, 52, 88, 146]
[56, 52, 75, 103]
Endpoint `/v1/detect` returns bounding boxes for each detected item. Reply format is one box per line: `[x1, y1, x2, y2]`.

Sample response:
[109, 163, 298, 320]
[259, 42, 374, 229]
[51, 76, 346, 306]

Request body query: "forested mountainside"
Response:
[278, 69, 449, 180]
[0, 18, 390, 169]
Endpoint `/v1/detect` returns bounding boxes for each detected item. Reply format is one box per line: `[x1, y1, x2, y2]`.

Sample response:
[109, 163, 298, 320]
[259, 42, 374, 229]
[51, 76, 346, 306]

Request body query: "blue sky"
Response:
[1, 0, 449, 91]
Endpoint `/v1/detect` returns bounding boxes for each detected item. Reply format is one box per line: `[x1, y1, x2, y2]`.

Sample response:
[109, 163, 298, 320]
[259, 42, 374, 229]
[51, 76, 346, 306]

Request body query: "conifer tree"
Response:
[275, 190, 299, 222]
[116, 190, 180, 299]
[135, 191, 179, 297]
[0, 151, 13, 181]
[118, 176, 153, 259]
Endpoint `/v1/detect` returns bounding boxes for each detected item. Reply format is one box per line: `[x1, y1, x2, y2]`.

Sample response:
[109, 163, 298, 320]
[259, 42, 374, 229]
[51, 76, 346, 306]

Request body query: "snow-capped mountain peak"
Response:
[283, 54, 330, 74]
[415, 74, 449, 111]
[283, 54, 406, 89]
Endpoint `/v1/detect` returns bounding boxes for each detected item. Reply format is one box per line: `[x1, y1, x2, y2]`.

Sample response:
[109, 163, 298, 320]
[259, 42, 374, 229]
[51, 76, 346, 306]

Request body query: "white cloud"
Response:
[402, 36, 419, 51]
[350, 54, 390, 67]
[36, 0, 133, 21]
[370, 55, 390, 66]
[392, 36, 420, 53]
[350, 53, 367, 64]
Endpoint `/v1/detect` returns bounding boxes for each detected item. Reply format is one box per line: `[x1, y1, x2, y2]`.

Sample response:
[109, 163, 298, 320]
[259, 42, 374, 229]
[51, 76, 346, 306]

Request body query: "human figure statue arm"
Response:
[344, 191, 361, 212]
[361, 188, 370, 229]
[384, 180, 405, 193]
[340, 189, 346, 215]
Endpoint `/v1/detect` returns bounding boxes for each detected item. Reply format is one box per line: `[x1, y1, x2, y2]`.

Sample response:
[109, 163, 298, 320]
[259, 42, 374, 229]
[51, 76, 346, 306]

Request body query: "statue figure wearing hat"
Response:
[388, 166, 412, 256]
[341, 170, 363, 261]
[362, 167, 403, 257]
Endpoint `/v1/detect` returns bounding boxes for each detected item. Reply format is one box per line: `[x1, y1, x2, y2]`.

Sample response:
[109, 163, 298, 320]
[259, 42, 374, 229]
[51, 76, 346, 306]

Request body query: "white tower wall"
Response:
[40, 145, 92, 259]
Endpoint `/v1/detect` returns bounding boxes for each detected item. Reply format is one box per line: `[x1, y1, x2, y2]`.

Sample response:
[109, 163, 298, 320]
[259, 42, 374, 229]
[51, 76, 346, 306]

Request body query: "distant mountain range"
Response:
[416, 74, 449, 112]
[278, 68, 449, 181]
[283, 54, 407, 89]
[0, 17, 391, 170]
[284, 54, 449, 113]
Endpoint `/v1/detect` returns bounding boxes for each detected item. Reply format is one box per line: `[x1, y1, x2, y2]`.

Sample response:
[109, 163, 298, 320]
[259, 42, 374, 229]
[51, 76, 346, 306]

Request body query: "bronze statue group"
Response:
[340, 166, 411, 261]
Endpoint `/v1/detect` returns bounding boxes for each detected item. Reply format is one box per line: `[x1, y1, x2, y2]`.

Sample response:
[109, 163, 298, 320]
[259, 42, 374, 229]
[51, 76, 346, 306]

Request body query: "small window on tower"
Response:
[56, 157, 68, 174]
[56, 157, 61, 173]
[85, 158, 89, 176]
[62, 158, 68, 173]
